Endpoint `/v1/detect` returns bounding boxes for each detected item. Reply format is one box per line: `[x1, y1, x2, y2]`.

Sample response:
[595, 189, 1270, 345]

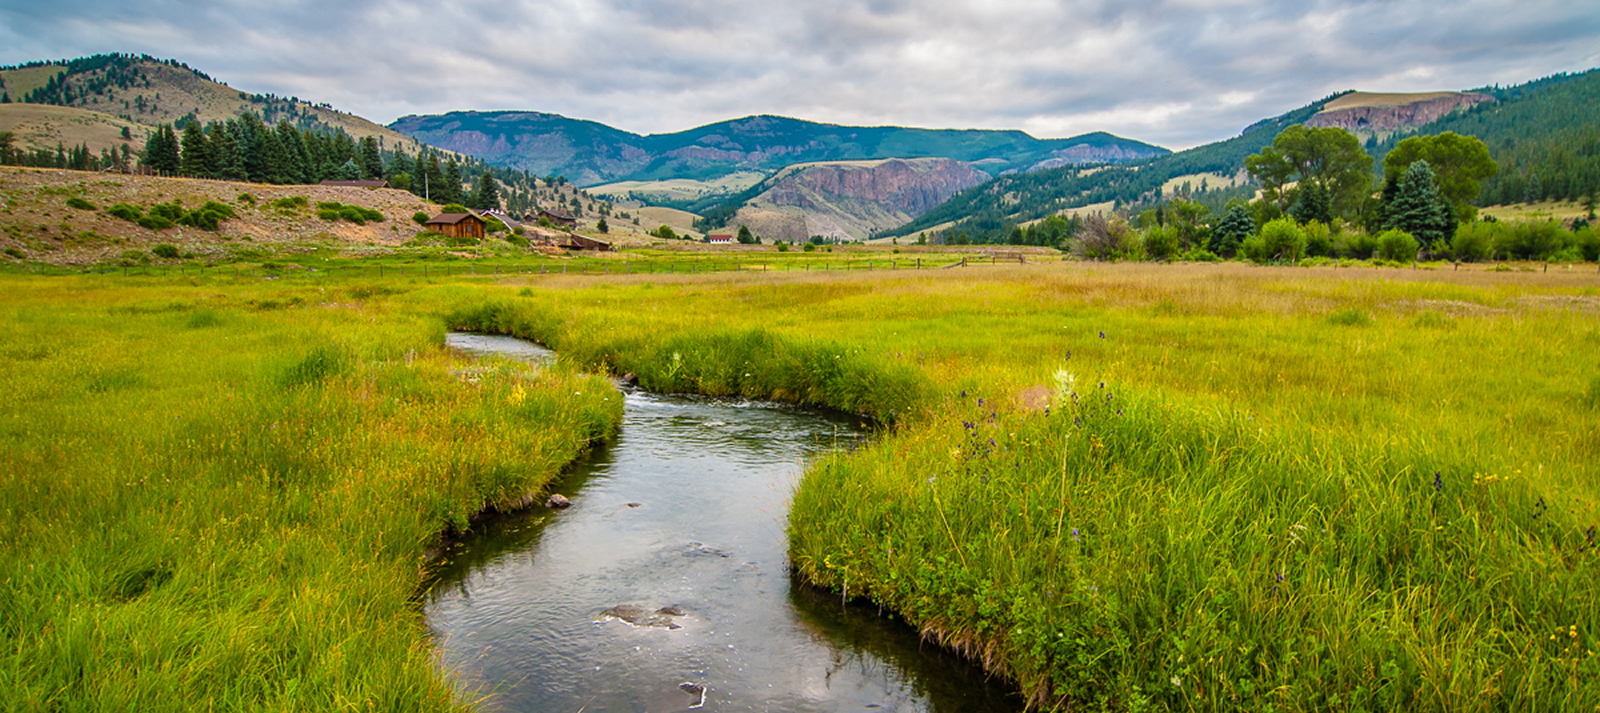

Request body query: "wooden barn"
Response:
[538, 209, 578, 229]
[706, 232, 734, 244]
[426, 212, 486, 240]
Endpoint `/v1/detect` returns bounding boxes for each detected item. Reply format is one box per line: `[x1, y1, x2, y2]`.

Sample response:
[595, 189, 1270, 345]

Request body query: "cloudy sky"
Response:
[1, 0, 1596, 149]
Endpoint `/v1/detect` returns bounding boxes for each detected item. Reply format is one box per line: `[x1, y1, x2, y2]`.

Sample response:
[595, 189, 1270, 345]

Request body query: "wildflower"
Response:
[1433, 472, 1442, 492]
[1099, 331, 1106, 339]
[1072, 528, 1080, 541]
[1171, 676, 1182, 689]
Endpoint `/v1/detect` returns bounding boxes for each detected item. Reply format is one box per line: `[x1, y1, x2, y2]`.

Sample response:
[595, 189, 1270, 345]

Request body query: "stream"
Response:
[427, 332, 1022, 712]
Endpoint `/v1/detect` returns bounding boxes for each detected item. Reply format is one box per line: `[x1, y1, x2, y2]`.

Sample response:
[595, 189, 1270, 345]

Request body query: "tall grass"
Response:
[0, 276, 621, 711]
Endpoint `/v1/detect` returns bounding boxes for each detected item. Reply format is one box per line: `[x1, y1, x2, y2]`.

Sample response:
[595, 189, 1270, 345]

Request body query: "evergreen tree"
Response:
[358, 136, 383, 179]
[1210, 204, 1254, 256]
[1385, 160, 1455, 251]
[440, 159, 464, 205]
[211, 124, 245, 181]
[736, 225, 756, 244]
[1290, 180, 1331, 225]
[179, 121, 210, 178]
[470, 171, 500, 210]
[337, 159, 361, 180]
[142, 124, 181, 176]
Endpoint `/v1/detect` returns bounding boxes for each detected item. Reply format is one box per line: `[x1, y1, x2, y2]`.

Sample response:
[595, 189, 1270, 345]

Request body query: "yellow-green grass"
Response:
[0, 103, 148, 155]
[1481, 199, 1596, 224]
[0, 276, 621, 710]
[5, 263, 1598, 711]
[436, 262, 1599, 711]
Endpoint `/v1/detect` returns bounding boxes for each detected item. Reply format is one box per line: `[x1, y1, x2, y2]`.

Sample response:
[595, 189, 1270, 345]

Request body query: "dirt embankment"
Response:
[1, 166, 439, 265]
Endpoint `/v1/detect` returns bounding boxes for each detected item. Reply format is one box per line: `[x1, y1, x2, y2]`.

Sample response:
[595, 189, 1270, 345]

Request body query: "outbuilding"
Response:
[426, 212, 486, 240]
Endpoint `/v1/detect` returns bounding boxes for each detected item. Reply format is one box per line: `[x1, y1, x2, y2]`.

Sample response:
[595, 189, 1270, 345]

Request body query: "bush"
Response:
[271, 196, 308, 211]
[1576, 226, 1600, 262]
[1451, 222, 1496, 262]
[486, 218, 507, 233]
[1375, 229, 1420, 262]
[439, 203, 470, 214]
[1303, 221, 1332, 257]
[315, 203, 384, 226]
[136, 215, 174, 231]
[506, 234, 530, 248]
[65, 197, 96, 211]
[107, 203, 143, 222]
[776, 242, 789, 252]
[1178, 248, 1220, 262]
[151, 243, 181, 259]
[237, 193, 256, 205]
[178, 201, 237, 231]
[4, 247, 24, 259]
[413, 211, 431, 226]
[1142, 225, 1178, 261]
[1247, 217, 1306, 264]
[803, 243, 816, 252]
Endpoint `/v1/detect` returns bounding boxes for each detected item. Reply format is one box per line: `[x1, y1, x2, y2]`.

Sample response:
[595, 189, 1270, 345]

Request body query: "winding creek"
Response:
[428, 332, 1022, 712]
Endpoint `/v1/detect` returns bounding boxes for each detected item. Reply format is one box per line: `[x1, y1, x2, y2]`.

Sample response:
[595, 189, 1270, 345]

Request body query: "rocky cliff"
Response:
[730, 158, 989, 242]
[1305, 92, 1494, 137]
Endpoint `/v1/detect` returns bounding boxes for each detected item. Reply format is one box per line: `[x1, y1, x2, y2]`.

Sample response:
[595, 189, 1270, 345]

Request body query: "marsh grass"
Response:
[4, 261, 1596, 711]
[0, 276, 621, 711]
[432, 262, 1598, 711]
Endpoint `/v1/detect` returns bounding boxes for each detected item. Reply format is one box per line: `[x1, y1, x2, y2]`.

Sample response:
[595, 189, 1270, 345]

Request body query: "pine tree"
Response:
[1209, 204, 1254, 256]
[179, 121, 210, 178]
[736, 225, 756, 244]
[471, 171, 500, 210]
[1290, 181, 1332, 225]
[142, 124, 181, 176]
[1385, 160, 1455, 251]
[441, 159, 464, 205]
[359, 136, 383, 179]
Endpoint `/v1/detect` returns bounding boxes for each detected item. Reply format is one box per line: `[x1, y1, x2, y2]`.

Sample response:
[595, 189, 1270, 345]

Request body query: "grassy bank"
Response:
[426, 263, 1597, 710]
[3, 261, 1596, 710]
[0, 276, 621, 710]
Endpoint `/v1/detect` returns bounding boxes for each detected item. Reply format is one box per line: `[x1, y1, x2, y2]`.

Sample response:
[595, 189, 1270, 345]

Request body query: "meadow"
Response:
[2, 260, 1597, 711]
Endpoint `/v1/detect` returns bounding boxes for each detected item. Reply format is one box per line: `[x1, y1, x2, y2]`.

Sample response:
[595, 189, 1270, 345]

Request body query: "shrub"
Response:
[316, 202, 384, 225]
[506, 234, 530, 248]
[1142, 225, 1178, 261]
[413, 211, 431, 226]
[803, 243, 816, 252]
[1178, 248, 1220, 262]
[136, 215, 174, 231]
[1376, 229, 1420, 262]
[1576, 226, 1600, 262]
[178, 201, 237, 231]
[4, 247, 24, 259]
[1246, 217, 1306, 264]
[1303, 221, 1332, 257]
[66, 197, 96, 211]
[486, 218, 507, 233]
[271, 196, 308, 211]
[106, 203, 143, 222]
[151, 244, 181, 259]
[439, 203, 470, 214]
[1451, 222, 1495, 262]
[237, 193, 256, 205]
[776, 242, 789, 252]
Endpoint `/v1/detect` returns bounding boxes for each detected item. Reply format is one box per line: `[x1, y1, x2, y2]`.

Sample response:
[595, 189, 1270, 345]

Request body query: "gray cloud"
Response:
[1, 0, 1595, 149]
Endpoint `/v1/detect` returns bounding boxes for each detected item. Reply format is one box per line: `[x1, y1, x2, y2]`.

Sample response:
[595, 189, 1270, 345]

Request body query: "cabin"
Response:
[538, 209, 578, 229]
[706, 231, 734, 244]
[564, 233, 612, 251]
[425, 212, 486, 240]
[319, 179, 390, 188]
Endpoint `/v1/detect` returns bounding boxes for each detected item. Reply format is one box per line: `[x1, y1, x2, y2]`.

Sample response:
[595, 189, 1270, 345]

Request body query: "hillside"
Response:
[0, 103, 148, 155]
[713, 158, 989, 242]
[0, 54, 425, 151]
[890, 67, 1600, 242]
[0, 165, 438, 265]
[388, 110, 1169, 186]
[885, 92, 1343, 241]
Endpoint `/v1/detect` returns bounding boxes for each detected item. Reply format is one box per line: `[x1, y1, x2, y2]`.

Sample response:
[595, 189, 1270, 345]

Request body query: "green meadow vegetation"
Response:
[0, 276, 621, 710]
[3, 261, 1597, 711]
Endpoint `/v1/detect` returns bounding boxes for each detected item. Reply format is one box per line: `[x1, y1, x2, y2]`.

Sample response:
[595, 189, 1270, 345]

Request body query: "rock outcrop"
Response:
[1306, 92, 1494, 136]
[731, 158, 989, 242]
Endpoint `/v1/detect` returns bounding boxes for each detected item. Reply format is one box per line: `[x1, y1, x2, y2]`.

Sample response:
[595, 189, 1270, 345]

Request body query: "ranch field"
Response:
[2, 261, 1597, 711]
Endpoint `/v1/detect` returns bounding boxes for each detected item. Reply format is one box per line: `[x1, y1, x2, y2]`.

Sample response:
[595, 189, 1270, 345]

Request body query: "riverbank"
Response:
[4, 262, 1596, 710]
[437, 263, 1600, 711]
[0, 276, 621, 710]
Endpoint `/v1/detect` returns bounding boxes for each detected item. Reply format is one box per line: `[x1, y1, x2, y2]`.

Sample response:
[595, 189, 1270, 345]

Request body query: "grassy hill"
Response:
[0, 103, 148, 155]
[0, 54, 425, 151]
[389, 110, 1170, 187]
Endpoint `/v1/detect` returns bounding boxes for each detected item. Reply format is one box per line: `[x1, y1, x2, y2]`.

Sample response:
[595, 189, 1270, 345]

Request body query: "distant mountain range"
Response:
[387, 111, 1170, 186]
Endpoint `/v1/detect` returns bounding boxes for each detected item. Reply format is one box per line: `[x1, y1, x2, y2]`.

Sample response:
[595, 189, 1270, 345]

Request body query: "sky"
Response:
[1, 0, 1597, 150]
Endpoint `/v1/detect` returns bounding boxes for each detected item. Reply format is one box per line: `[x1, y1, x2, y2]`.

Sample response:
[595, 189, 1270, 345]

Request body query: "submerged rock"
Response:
[598, 604, 687, 630]
[545, 493, 572, 509]
[679, 682, 707, 708]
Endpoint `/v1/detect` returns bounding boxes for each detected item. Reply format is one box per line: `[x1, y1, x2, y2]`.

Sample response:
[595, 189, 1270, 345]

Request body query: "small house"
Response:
[538, 209, 578, 229]
[319, 179, 390, 188]
[482, 209, 521, 230]
[706, 231, 734, 244]
[426, 212, 486, 240]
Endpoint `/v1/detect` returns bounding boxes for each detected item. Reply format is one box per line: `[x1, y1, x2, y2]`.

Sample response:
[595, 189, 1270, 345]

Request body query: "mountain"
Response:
[0, 54, 425, 151]
[387, 111, 1169, 186]
[712, 158, 990, 242]
[889, 67, 1600, 242]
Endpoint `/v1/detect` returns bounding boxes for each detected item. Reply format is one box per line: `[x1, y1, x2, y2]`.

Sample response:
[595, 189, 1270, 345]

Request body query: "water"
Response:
[426, 333, 1022, 713]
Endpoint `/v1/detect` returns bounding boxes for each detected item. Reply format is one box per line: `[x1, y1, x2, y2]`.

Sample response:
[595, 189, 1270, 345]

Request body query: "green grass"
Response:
[0, 276, 621, 711]
[3, 262, 1597, 711]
